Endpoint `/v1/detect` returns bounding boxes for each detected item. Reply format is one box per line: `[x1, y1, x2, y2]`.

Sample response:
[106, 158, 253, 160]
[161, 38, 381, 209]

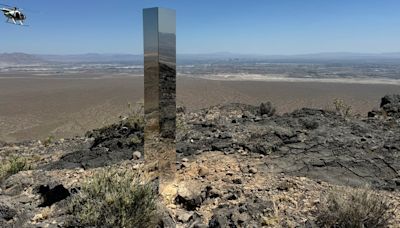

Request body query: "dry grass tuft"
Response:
[69, 168, 158, 228]
[316, 187, 394, 228]
[333, 98, 353, 118]
[125, 100, 144, 127]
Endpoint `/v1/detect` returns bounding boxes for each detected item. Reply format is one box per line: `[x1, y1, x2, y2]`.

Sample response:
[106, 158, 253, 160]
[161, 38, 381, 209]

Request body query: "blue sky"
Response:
[1, 0, 399, 54]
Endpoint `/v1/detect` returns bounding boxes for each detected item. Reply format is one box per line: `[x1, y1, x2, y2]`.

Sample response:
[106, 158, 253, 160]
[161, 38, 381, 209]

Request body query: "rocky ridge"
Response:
[0, 95, 400, 227]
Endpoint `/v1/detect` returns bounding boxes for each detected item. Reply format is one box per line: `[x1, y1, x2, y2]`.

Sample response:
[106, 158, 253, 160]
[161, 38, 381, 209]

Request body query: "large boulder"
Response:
[381, 94, 400, 107]
[175, 184, 205, 210]
[369, 94, 400, 118]
[380, 94, 400, 118]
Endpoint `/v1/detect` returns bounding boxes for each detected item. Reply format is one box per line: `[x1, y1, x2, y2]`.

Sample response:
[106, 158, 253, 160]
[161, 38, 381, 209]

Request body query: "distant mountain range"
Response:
[0, 53, 143, 65]
[40, 53, 143, 63]
[1, 52, 400, 65]
[0, 53, 46, 65]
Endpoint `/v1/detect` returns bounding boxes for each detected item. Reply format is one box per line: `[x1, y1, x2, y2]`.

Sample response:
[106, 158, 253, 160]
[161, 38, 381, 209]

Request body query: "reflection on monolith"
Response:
[143, 7, 176, 193]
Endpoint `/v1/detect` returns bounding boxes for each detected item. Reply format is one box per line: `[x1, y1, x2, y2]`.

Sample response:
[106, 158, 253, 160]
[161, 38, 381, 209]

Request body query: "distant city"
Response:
[1, 52, 400, 82]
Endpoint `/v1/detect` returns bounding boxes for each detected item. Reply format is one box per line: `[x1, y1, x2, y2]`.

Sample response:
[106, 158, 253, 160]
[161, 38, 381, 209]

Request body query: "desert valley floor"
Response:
[1, 74, 399, 142]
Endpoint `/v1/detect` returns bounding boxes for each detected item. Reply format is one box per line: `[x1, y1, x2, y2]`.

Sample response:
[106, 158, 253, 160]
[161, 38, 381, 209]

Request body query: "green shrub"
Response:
[316, 187, 393, 228]
[69, 168, 158, 228]
[0, 157, 30, 181]
[8, 157, 29, 174]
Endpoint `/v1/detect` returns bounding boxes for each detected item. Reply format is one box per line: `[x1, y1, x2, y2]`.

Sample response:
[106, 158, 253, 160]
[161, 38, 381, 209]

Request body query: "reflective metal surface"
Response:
[143, 7, 176, 189]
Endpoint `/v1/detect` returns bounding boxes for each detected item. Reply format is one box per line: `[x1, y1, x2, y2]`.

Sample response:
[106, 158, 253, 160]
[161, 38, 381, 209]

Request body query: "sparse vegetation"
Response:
[316, 187, 393, 228]
[177, 115, 189, 132]
[125, 100, 144, 127]
[126, 101, 145, 145]
[130, 134, 142, 144]
[0, 157, 30, 181]
[259, 102, 276, 117]
[43, 135, 55, 147]
[333, 98, 352, 118]
[69, 168, 158, 228]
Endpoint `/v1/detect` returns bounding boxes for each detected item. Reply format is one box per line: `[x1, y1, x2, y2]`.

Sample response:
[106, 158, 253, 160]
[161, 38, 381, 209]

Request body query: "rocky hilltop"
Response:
[1, 95, 400, 227]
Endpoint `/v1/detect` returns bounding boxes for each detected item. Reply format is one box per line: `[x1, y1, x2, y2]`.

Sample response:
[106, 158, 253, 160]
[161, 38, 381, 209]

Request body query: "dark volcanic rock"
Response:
[381, 94, 400, 107]
[369, 94, 400, 118]
[45, 147, 135, 170]
[0, 203, 16, 221]
[211, 141, 233, 152]
[177, 96, 400, 190]
[157, 204, 175, 228]
[41, 94, 399, 190]
[208, 211, 234, 228]
[43, 119, 143, 170]
[381, 94, 400, 118]
[86, 119, 143, 150]
[208, 196, 273, 228]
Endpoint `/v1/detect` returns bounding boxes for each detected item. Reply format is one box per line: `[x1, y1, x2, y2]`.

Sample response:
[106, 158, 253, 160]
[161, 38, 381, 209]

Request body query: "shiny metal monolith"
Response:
[143, 7, 176, 191]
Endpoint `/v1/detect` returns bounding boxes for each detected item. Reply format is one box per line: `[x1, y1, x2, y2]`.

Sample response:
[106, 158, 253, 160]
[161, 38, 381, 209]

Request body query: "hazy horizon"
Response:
[2, 51, 400, 57]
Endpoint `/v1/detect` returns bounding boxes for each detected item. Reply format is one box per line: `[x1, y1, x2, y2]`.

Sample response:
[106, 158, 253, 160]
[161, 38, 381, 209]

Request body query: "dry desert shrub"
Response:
[333, 98, 352, 118]
[43, 135, 55, 147]
[69, 168, 158, 228]
[260, 101, 276, 117]
[316, 187, 393, 228]
[0, 157, 30, 181]
[126, 100, 145, 127]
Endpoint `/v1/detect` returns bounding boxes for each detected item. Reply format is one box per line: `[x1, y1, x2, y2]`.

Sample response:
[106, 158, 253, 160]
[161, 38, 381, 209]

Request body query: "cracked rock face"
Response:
[177, 100, 400, 190]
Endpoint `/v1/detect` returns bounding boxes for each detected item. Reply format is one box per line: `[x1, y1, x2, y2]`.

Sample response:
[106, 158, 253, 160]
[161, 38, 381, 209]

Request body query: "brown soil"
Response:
[1, 74, 399, 141]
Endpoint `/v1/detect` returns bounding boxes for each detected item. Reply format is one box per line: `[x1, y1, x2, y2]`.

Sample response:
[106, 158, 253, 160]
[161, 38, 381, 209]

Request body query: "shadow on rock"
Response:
[36, 184, 70, 207]
[43, 120, 144, 170]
